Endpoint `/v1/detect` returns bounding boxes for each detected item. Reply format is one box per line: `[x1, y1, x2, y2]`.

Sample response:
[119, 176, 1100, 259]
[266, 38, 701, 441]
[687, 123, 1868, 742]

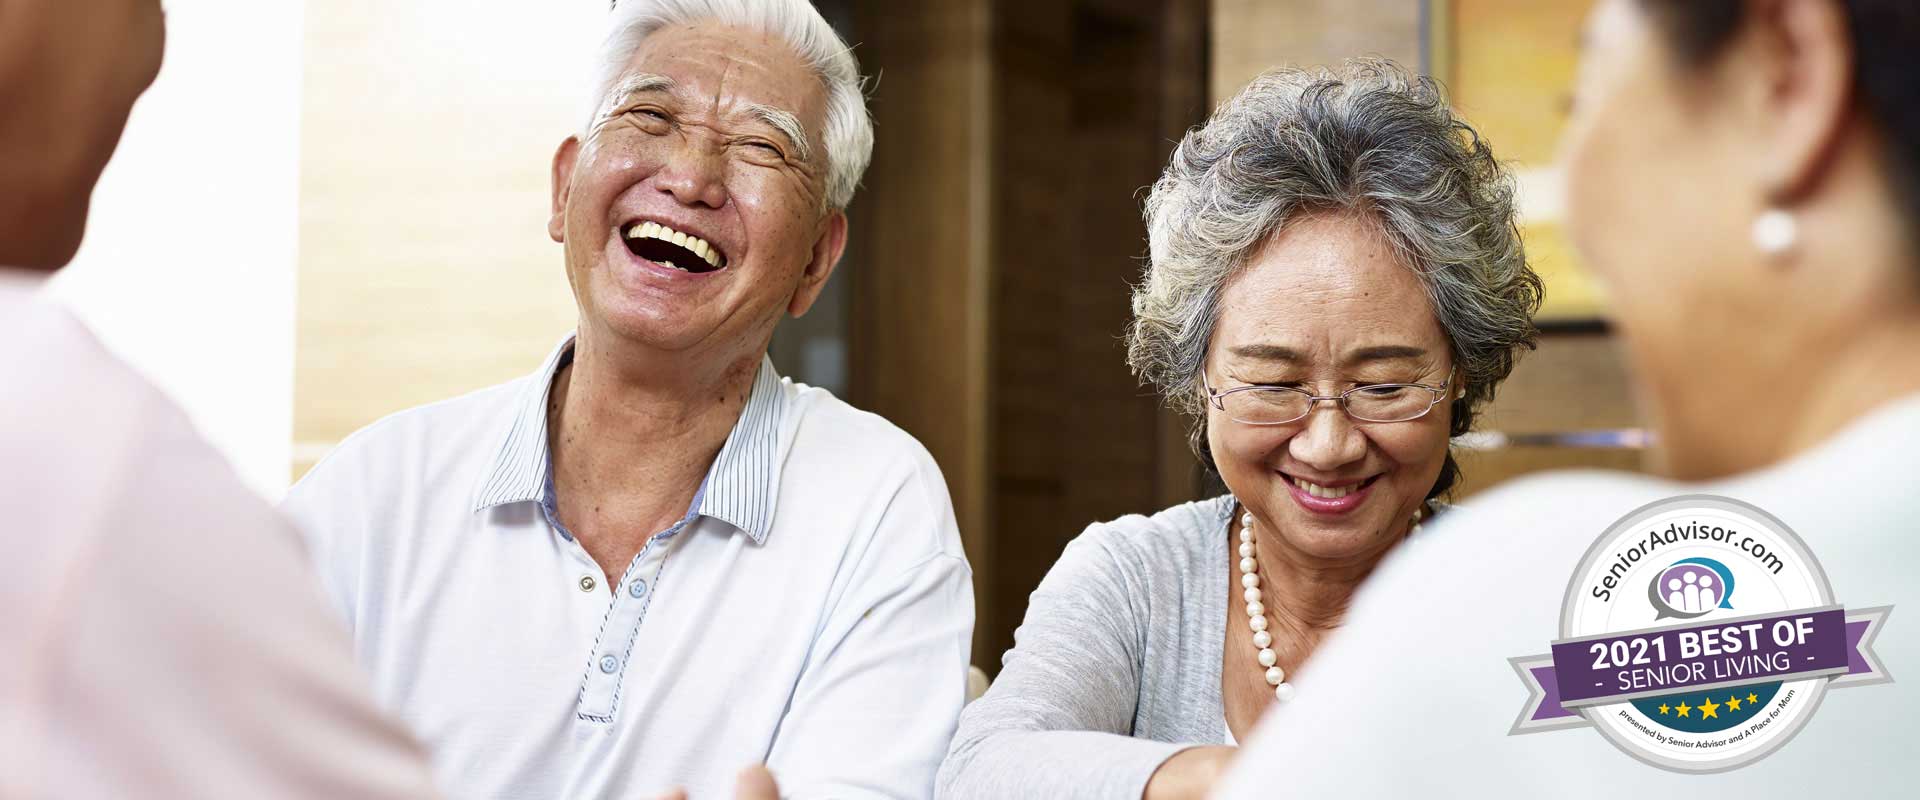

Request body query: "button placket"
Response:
[575, 534, 676, 722]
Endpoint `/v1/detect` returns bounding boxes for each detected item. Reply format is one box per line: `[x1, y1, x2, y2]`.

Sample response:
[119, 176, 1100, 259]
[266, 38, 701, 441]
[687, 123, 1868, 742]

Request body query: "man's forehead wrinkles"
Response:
[671, 52, 746, 112]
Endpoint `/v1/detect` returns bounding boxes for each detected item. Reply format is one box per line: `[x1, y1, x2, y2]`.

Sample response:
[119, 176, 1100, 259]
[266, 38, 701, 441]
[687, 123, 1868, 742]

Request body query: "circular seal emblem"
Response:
[1506, 495, 1894, 773]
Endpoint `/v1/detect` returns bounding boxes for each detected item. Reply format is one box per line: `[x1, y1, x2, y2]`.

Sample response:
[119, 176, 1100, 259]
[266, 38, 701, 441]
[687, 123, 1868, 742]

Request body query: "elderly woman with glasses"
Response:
[936, 60, 1542, 800]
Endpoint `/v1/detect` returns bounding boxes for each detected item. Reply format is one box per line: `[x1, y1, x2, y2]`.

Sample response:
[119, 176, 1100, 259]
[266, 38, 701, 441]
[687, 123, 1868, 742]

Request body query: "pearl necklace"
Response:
[1235, 503, 1426, 703]
[1236, 509, 1297, 702]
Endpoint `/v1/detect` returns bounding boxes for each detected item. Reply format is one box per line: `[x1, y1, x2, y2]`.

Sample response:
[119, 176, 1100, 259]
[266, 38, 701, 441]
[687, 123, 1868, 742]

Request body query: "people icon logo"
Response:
[1650, 558, 1735, 619]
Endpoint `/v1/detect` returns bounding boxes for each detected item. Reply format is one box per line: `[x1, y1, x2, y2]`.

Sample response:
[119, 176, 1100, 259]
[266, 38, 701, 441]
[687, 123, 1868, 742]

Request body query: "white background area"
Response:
[50, 0, 306, 499]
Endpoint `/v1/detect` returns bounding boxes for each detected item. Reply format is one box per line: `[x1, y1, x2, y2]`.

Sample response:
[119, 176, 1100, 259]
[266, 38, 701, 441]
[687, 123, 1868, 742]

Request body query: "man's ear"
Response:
[549, 136, 582, 243]
[1749, 0, 1854, 203]
[787, 210, 848, 317]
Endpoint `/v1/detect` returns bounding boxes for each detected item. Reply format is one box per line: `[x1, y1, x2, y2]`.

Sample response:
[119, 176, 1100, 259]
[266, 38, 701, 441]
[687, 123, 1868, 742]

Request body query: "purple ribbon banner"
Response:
[1508, 605, 1893, 735]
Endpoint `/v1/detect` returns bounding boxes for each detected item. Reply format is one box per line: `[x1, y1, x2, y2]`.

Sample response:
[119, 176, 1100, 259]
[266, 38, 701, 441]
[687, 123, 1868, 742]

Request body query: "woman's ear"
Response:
[1744, 0, 1855, 203]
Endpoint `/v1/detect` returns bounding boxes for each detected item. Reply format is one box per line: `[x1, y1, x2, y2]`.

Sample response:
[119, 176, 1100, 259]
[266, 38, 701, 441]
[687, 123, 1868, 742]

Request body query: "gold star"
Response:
[1699, 697, 1721, 719]
[1675, 701, 1692, 717]
[1725, 695, 1743, 712]
[1748, 692, 1760, 704]
[1658, 704, 1671, 715]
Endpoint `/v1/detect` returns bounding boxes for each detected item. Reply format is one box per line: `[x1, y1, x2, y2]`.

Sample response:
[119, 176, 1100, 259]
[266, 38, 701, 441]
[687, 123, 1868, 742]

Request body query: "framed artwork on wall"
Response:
[1424, 0, 1606, 328]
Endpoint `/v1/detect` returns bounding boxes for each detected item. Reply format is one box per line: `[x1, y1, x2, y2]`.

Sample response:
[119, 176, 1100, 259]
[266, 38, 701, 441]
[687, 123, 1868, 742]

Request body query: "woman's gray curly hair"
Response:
[1126, 59, 1543, 500]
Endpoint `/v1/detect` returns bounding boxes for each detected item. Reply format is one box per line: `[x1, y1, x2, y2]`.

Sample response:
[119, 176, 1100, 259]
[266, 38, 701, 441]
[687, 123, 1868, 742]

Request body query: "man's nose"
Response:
[1288, 401, 1367, 471]
[653, 137, 728, 209]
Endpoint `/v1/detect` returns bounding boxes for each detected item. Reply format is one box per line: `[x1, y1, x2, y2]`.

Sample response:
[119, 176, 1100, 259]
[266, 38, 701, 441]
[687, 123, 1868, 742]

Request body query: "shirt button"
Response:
[579, 575, 597, 593]
[628, 579, 649, 599]
[599, 655, 619, 674]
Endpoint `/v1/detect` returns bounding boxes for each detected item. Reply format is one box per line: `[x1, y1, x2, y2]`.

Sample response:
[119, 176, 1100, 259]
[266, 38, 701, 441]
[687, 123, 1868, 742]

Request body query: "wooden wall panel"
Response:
[849, 0, 1209, 668]
[295, 0, 592, 478]
[1211, 0, 1421, 101]
[1455, 333, 1648, 497]
[1448, 0, 1586, 164]
[981, 0, 1210, 665]
[847, 0, 998, 658]
[1447, 0, 1606, 320]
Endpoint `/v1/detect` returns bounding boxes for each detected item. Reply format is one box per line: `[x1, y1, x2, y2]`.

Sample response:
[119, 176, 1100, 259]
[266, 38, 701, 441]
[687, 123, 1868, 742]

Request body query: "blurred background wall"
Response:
[293, 0, 601, 476]
[63, 0, 1646, 668]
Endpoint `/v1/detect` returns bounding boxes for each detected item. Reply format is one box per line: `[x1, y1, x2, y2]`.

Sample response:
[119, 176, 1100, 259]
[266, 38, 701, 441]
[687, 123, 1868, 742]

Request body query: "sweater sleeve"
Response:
[937, 526, 1194, 799]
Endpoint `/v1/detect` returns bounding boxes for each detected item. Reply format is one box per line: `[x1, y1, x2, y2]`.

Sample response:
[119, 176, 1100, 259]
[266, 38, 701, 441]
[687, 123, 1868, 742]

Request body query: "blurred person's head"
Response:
[0, 0, 165, 269]
[1563, 0, 1920, 480]
[1129, 61, 1542, 563]
[548, 0, 871, 371]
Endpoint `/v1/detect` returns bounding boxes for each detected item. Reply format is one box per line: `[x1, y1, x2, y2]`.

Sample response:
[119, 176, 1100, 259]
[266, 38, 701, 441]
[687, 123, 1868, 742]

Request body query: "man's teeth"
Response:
[625, 221, 725, 268]
[1293, 478, 1362, 499]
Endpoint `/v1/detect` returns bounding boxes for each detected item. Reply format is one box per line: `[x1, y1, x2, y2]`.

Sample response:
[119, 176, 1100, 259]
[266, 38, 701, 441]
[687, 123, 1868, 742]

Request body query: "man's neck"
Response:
[546, 330, 765, 580]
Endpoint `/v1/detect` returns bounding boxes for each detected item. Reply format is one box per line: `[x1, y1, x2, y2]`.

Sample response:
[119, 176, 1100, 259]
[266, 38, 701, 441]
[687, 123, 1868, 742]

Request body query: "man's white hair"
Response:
[591, 0, 874, 211]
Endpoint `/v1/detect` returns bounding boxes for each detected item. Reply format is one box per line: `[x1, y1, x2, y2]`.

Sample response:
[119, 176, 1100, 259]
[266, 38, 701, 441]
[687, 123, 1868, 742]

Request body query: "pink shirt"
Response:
[0, 270, 440, 799]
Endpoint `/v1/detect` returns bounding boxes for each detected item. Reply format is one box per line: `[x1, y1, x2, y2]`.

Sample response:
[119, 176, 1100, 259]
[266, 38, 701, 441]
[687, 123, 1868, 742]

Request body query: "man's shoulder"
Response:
[280, 374, 533, 529]
[776, 384, 966, 561]
[299, 376, 529, 481]
[784, 383, 946, 484]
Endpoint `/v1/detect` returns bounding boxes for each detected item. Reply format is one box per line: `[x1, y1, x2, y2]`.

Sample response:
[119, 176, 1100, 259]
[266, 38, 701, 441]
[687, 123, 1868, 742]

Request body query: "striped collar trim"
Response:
[472, 334, 789, 544]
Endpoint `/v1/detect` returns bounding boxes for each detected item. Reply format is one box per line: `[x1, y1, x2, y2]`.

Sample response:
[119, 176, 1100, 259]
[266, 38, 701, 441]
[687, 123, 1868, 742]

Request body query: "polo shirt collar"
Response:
[472, 333, 789, 544]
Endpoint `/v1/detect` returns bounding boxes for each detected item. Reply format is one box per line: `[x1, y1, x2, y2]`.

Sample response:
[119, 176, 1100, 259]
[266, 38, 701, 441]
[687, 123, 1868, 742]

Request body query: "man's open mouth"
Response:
[622, 221, 728, 273]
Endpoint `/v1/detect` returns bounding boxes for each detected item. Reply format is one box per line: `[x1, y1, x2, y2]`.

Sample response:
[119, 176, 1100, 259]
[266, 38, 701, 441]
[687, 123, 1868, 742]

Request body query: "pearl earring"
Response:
[1751, 208, 1797, 257]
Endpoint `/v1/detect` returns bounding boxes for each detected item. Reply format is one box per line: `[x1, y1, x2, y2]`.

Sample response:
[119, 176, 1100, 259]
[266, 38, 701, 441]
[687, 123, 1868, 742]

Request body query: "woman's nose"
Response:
[1288, 402, 1367, 470]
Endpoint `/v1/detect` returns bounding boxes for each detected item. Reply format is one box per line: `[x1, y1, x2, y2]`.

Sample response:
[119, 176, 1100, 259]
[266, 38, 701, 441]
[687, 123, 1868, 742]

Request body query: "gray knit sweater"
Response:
[937, 496, 1238, 799]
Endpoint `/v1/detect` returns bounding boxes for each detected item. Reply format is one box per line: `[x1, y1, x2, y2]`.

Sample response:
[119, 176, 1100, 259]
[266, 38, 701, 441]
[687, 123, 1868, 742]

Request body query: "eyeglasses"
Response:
[1204, 370, 1453, 426]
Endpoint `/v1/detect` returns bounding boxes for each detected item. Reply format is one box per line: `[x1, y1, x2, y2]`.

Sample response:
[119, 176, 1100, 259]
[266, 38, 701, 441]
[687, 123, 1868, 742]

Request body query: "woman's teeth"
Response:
[1292, 477, 1362, 499]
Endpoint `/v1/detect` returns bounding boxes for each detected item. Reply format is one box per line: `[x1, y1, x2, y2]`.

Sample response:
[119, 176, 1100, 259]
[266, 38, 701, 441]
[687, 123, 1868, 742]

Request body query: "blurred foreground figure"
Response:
[1218, 1, 1920, 796]
[0, 1, 440, 797]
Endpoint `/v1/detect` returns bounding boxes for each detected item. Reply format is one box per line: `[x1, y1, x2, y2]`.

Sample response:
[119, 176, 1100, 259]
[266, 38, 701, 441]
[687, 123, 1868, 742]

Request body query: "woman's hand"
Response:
[1144, 745, 1237, 800]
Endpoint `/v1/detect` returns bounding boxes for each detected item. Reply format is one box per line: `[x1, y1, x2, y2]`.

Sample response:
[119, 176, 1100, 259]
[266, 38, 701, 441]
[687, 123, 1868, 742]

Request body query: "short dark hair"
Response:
[1639, 0, 1920, 216]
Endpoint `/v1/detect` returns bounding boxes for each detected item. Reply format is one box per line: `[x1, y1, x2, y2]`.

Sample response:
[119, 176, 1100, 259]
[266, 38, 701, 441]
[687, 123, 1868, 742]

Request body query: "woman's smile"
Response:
[1280, 471, 1381, 515]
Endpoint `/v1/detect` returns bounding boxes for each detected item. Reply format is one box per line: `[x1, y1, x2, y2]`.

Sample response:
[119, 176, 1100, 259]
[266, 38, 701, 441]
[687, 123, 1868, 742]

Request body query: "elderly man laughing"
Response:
[282, 2, 975, 798]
